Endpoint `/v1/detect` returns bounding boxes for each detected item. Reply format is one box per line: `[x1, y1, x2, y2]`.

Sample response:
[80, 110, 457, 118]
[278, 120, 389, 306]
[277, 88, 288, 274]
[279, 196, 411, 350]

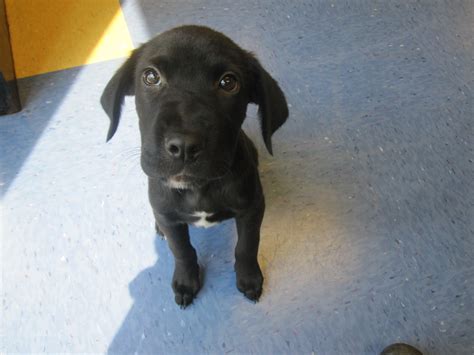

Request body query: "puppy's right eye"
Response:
[143, 68, 161, 86]
[218, 72, 239, 93]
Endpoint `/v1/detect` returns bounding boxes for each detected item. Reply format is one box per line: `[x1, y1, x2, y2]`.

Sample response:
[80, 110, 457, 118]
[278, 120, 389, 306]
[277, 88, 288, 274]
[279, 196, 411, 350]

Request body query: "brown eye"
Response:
[219, 73, 239, 93]
[143, 68, 161, 85]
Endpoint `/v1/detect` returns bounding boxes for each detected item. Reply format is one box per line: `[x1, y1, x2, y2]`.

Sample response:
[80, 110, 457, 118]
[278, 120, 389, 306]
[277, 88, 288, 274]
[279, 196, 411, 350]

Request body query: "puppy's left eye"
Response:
[143, 68, 161, 86]
[219, 73, 240, 93]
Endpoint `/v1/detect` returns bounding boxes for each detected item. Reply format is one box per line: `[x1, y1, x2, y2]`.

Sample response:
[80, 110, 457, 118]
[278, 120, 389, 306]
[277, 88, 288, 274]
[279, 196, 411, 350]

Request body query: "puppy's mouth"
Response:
[165, 168, 230, 189]
[166, 174, 196, 190]
[141, 153, 232, 188]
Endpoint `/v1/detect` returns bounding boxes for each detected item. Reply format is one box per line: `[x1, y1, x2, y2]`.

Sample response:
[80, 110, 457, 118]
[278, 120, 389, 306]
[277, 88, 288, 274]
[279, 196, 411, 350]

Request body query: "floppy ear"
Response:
[100, 49, 140, 141]
[248, 55, 289, 155]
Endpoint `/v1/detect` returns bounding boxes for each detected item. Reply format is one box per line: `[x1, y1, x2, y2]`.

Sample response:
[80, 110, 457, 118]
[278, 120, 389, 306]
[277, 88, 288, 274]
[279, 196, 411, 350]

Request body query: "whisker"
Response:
[112, 146, 141, 161]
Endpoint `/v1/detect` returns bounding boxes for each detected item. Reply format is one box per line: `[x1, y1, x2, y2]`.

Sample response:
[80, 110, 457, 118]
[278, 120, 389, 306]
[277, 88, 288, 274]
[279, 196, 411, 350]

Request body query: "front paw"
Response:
[235, 261, 263, 302]
[172, 263, 200, 309]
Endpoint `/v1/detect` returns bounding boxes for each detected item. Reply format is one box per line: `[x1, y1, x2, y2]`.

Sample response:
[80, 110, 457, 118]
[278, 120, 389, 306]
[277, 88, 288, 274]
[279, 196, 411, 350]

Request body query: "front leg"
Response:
[157, 220, 200, 308]
[234, 198, 265, 301]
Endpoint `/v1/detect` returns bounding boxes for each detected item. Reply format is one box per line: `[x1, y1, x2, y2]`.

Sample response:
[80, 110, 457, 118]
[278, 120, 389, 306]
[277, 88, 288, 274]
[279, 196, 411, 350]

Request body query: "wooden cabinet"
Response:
[0, 0, 20, 115]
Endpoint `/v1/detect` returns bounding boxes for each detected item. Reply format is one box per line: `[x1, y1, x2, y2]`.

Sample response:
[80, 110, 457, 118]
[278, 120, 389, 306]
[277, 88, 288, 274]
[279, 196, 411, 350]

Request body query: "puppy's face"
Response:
[135, 28, 252, 187]
[101, 26, 288, 188]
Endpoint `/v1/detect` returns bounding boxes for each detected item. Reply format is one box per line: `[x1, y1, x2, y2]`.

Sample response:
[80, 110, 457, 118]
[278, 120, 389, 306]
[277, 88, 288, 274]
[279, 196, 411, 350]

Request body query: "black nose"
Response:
[165, 135, 203, 162]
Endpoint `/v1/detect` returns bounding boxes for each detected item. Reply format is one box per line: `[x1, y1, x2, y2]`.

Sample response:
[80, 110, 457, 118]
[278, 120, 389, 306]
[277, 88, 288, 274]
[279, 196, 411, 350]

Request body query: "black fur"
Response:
[101, 25, 288, 307]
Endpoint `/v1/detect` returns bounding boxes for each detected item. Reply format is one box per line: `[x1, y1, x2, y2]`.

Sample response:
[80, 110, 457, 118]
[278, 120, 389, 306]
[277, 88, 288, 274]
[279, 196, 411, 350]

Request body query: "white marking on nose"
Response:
[192, 211, 218, 228]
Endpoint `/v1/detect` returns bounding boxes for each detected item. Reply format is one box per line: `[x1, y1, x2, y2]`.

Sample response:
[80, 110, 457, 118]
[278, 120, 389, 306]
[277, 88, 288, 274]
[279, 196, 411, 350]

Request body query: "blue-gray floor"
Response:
[1, 1, 473, 354]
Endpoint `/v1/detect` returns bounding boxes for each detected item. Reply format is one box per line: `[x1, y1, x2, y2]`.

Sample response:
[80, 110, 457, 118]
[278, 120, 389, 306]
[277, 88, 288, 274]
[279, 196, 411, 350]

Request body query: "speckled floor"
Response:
[1, 1, 473, 354]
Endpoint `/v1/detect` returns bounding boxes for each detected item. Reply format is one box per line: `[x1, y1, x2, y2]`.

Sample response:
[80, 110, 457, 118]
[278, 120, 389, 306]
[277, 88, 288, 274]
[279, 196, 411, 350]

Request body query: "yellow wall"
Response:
[5, 0, 134, 78]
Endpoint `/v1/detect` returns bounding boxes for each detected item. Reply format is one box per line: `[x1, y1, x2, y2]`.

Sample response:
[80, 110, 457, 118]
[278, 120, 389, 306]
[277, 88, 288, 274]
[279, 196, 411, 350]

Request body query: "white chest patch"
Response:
[192, 211, 218, 228]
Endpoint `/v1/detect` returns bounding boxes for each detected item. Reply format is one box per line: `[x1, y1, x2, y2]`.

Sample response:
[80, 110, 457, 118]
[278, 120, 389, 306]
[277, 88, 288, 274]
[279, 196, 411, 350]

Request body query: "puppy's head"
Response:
[101, 25, 288, 188]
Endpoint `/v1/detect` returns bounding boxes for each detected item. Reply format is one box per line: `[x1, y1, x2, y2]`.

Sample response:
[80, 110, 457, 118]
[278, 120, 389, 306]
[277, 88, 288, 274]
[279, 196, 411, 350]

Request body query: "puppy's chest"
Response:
[178, 208, 233, 228]
[190, 211, 218, 228]
[177, 192, 235, 228]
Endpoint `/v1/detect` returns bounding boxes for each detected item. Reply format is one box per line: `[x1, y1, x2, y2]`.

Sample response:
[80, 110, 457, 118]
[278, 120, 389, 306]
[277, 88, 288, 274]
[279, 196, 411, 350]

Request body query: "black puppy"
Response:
[101, 25, 288, 308]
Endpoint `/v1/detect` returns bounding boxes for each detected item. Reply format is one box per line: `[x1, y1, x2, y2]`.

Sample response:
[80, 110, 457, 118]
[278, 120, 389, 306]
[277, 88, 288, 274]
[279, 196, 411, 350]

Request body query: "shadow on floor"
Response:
[0, 2, 122, 198]
[107, 223, 245, 354]
[0, 72, 75, 197]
